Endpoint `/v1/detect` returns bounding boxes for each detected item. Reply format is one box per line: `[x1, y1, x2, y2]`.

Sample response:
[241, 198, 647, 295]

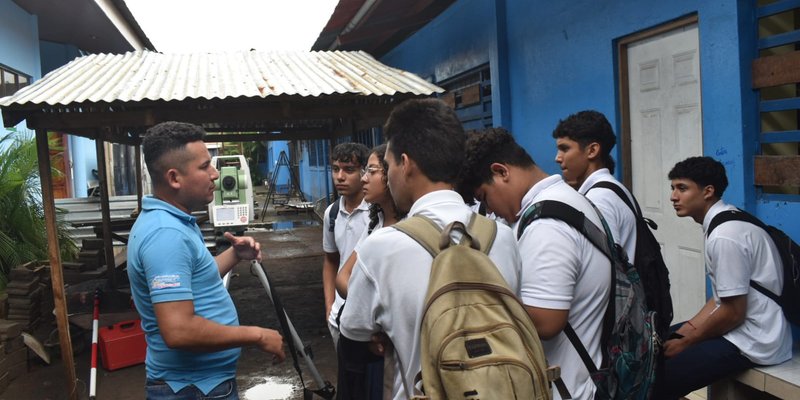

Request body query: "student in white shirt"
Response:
[460, 128, 611, 400]
[322, 142, 370, 346]
[657, 156, 792, 399]
[335, 143, 403, 400]
[552, 110, 636, 262]
[339, 99, 522, 399]
[336, 144, 403, 298]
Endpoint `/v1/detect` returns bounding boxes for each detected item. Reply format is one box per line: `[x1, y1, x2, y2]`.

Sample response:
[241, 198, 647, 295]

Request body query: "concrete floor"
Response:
[4, 192, 338, 399]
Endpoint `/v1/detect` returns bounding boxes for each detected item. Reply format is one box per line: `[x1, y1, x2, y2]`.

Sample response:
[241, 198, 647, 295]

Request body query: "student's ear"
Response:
[585, 142, 601, 161]
[399, 153, 413, 177]
[489, 163, 510, 181]
[702, 184, 716, 201]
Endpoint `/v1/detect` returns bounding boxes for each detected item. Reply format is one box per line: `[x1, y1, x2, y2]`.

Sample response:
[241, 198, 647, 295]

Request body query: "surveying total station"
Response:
[208, 155, 254, 229]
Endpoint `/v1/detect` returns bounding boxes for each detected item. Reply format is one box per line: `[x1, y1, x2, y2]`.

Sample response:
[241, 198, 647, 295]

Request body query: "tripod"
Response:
[250, 260, 335, 399]
[260, 151, 306, 220]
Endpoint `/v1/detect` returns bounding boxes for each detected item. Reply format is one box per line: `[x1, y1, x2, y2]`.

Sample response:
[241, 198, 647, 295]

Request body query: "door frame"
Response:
[617, 14, 699, 188]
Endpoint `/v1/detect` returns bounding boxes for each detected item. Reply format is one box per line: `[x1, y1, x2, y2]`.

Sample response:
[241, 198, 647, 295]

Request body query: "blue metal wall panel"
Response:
[378, 0, 800, 235]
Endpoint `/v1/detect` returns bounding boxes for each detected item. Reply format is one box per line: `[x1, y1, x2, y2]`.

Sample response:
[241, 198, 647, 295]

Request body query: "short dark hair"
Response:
[142, 121, 207, 185]
[458, 127, 535, 200]
[668, 156, 728, 198]
[331, 142, 369, 167]
[384, 98, 465, 184]
[552, 110, 617, 174]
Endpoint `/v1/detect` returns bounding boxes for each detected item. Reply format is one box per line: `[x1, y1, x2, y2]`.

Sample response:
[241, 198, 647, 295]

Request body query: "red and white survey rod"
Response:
[89, 289, 100, 399]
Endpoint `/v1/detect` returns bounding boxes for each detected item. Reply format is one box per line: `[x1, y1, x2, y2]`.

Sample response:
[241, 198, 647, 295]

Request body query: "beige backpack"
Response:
[394, 214, 557, 400]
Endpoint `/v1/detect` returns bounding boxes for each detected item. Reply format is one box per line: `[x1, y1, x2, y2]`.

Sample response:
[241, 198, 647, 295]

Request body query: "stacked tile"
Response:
[64, 239, 108, 284]
[6, 262, 44, 331]
[38, 265, 54, 325]
[0, 319, 25, 393]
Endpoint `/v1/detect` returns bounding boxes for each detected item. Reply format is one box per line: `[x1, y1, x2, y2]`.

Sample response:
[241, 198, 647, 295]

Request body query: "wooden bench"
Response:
[709, 351, 800, 399]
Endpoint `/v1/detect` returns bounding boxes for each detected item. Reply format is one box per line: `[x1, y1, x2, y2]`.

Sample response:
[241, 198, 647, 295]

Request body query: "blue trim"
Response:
[758, 29, 800, 49]
[760, 130, 800, 143]
[756, 0, 800, 18]
[759, 193, 800, 203]
[760, 97, 800, 112]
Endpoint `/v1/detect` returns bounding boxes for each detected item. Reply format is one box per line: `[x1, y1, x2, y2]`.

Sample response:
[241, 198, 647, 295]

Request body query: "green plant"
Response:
[0, 130, 77, 290]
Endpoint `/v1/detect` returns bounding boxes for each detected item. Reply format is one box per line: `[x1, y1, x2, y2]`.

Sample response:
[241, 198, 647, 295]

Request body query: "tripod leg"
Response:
[250, 261, 330, 389]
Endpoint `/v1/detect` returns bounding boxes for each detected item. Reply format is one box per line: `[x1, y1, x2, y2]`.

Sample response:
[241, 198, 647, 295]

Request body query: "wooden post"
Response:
[95, 134, 116, 288]
[135, 143, 143, 211]
[35, 129, 78, 400]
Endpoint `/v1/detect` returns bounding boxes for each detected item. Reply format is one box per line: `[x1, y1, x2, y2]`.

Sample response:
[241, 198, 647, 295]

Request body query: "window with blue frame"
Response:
[754, 1, 800, 196]
[0, 64, 30, 97]
[437, 64, 493, 131]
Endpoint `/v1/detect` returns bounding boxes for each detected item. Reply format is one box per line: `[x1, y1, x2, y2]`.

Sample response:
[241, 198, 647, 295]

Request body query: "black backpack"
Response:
[518, 200, 659, 400]
[589, 181, 674, 338]
[707, 209, 800, 326]
[328, 198, 340, 232]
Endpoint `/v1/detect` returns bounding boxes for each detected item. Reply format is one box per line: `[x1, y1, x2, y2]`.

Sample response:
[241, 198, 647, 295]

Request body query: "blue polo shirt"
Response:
[128, 196, 240, 394]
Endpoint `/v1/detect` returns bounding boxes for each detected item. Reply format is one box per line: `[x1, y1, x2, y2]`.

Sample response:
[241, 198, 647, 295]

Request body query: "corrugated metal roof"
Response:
[0, 50, 442, 107]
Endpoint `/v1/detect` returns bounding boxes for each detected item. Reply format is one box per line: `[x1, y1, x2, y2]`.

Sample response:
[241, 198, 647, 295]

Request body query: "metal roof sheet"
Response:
[0, 50, 442, 107]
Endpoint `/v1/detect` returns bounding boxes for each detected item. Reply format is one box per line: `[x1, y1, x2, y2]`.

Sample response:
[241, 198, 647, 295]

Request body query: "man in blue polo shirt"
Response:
[128, 121, 285, 399]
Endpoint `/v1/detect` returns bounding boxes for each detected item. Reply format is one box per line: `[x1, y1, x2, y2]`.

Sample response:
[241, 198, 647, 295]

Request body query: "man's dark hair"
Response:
[458, 127, 535, 200]
[142, 121, 207, 185]
[552, 110, 617, 174]
[383, 98, 465, 184]
[668, 156, 728, 198]
[331, 142, 369, 167]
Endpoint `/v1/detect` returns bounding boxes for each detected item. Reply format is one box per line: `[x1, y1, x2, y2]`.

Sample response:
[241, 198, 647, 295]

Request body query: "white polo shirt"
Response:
[339, 190, 522, 400]
[323, 196, 370, 328]
[579, 168, 637, 263]
[514, 175, 612, 400]
[704, 200, 792, 365]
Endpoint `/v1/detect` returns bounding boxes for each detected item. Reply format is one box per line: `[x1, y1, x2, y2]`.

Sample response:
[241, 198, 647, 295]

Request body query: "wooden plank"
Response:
[35, 129, 77, 400]
[441, 92, 455, 109]
[752, 51, 800, 89]
[754, 155, 800, 186]
[95, 136, 116, 288]
[461, 84, 481, 106]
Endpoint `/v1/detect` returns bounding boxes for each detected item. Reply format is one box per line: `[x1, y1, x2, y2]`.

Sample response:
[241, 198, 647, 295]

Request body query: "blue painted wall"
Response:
[380, 0, 799, 240]
[40, 40, 81, 75]
[267, 141, 291, 192]
[298, 140, 331, 203]
[0, 0, 40, 144]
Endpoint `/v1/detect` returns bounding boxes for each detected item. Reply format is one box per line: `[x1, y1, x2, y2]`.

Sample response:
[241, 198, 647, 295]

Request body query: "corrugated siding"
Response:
[0, 50, 442, 107]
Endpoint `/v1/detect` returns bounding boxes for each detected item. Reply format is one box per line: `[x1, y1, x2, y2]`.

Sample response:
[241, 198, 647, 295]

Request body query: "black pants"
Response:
[336, 335, 383, 400]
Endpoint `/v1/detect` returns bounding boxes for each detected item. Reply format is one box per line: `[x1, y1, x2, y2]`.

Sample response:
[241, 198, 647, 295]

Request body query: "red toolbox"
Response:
[98, 319, 146, 371]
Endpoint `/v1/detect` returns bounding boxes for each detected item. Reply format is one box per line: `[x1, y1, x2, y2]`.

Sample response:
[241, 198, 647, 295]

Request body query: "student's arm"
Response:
[525, 306, 569, 340]
[154, 300, 285, 360]
[336, 251, 358, 299]
[322, 251, 340, 322]
[663, 295, 747, 358]
[215, 232, 262, 277]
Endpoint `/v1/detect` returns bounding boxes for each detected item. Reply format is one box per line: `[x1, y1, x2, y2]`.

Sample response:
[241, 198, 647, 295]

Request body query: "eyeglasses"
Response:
[361, 166, 384, 177]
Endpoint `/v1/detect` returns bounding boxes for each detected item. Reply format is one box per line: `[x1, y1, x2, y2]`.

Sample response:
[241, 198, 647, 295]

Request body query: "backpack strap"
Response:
[327, 198, 340, 233]
[466, 213, 497, 255]
[517, 200, 617, 374]
[393, 215, 443, 258]
[589, 181, 642, 218]
[518, 200, 616, 260]
[707, 209, 781, 304]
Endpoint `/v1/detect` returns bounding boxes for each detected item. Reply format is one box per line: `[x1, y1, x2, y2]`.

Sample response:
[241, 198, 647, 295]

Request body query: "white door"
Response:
[627, 23, 704, 323]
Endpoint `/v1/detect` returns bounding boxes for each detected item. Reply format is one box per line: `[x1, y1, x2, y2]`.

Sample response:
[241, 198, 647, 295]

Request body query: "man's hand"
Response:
[368, 332, 392, 356]
[663, 337, 690, 359]
[256, 327, 286, 363]
[225, 232, 261, 262]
